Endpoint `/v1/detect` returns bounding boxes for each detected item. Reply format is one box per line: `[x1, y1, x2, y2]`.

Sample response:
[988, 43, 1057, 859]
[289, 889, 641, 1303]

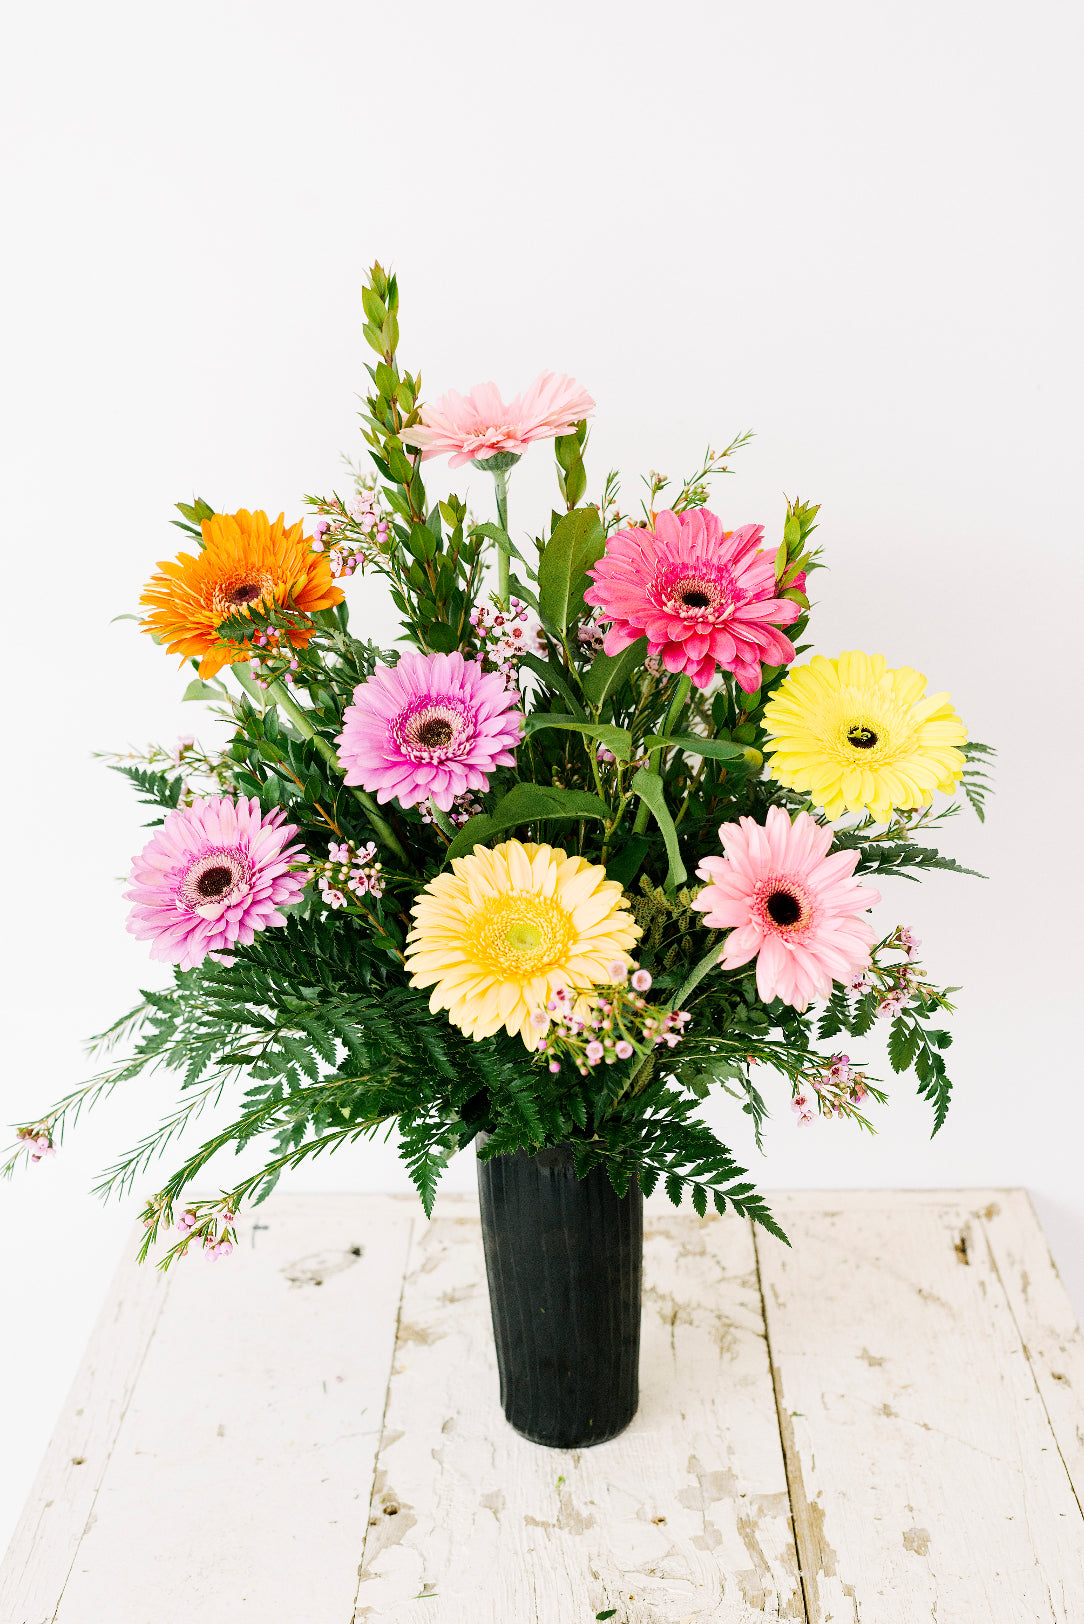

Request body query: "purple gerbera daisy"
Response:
[336, 650, 523, 812]
[125, 796, 307, 970]
[584, 507, 801, 692]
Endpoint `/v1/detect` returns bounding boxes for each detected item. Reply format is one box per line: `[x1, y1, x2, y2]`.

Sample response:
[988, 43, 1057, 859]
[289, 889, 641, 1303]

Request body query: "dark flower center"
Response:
[680, 589, 712, 609]
[417, 718, 454, 749]
[765, 889, 802, 927]
[228, 581, 263, 605]
[196, 864, 234, 899]
[847, 726, 878, 750]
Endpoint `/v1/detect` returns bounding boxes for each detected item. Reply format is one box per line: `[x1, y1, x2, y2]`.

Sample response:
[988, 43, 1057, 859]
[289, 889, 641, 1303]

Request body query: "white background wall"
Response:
[2, 0, 1081, 1556]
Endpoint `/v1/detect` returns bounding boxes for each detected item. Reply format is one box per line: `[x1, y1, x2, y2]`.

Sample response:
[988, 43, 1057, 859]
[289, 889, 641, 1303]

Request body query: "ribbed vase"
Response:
[475, 1132, 643, 1448]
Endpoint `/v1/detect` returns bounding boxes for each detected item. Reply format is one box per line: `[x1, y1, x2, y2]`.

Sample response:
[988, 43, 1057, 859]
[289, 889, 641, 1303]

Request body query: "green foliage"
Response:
[554, 420, 589, 511]
[961, 741, 996, 822]
[582, 638, 648, 707]
[4, 265, 990, 1261]
[835, 838, 985, 883]
[108, 762, 184, 822]
[537, 507, 606, 631]
[629, 768, 687, 887]
[644, 732, 745, 762]
[524, 713, 633, 761]
[446, 783, 612, 861]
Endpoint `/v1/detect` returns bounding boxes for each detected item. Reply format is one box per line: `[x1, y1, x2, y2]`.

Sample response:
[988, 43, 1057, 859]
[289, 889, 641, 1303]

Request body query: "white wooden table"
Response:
[4, 1189, 1084, 1624]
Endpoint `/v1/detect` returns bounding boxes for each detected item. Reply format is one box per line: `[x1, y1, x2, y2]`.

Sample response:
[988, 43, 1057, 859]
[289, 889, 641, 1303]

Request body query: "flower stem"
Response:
[632, 673, 691, 835]
[428, 802, 457, 840]
[670, 938, 724, 1010]
[492, 466, 510, 607]
[229, 664, 411, 866]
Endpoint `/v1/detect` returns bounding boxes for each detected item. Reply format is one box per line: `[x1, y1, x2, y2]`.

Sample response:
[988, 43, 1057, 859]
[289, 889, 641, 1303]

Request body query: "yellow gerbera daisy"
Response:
[405, 839, 641, 1049]
[761, 651, 967, 823]
[140, 508, 344, 680]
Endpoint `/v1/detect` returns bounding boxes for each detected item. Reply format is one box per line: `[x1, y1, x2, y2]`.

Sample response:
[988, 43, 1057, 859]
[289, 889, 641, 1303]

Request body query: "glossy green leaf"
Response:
[604, 833, 650, 887]
[537, 508, 606, 630]
[182, 679, 229, 703]
[582, 637, 648, 707]
[643, 732, 744, 761]
[445, 783, 610, 861]
[507, 575, 541, 612]
[472, 521, 526, 562]
[630, 767, 687, 886]
[524, 714, 633, 760]
[518, 653, 586, 717]
[424, 622, 460, 653]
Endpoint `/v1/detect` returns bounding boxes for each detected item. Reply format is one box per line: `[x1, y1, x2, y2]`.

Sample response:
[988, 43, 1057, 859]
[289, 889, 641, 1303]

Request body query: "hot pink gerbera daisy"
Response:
[336, 650, 523, 811]
[400, 372, 595, 468]
[584, 508, 801, 692]
[125, 796, 306, 971]
[691, 806, 881, 1009]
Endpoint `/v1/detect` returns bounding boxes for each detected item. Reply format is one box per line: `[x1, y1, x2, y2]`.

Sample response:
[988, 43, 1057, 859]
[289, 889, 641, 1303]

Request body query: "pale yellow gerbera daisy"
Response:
[405, 839, 641, 1048]
[761, 651, 967, 823]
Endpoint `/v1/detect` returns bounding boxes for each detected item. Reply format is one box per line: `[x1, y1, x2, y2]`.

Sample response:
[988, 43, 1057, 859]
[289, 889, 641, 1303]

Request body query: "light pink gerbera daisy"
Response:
[400, 372, 595, 468]
[584, 508, 801, 692]
[125, 797, 307, 971]
[690, 806, 881, 1009]
[336, 650, 523, 812]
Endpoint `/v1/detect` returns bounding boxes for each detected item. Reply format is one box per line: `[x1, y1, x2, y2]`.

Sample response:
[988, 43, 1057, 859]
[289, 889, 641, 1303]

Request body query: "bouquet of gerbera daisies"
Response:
[4, 263, 991, 1261]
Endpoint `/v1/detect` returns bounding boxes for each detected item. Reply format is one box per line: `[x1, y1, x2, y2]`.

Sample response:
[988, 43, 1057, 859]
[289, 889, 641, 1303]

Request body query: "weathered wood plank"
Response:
[48, 1195, 414, 1624]
[755, 1193, 1084, 1623]
[981, 1190, 1084, 1513]
[0, 1223, 173, 1624]
[354, 1197, 803, 1623]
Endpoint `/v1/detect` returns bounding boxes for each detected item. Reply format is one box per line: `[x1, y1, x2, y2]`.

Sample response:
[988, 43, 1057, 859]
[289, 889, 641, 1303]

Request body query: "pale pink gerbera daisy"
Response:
[584, 508, 801, 692]
[400, 372, 595, 468]
[336, 650, 523, 812]
[691, 805, 881, 1009]
[125, 797, 306, 970]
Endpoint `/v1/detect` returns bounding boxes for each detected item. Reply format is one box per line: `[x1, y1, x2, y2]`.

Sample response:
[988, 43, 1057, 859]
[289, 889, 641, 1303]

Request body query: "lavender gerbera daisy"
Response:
[336, 650, 522, 812]
[125, 796, 306, 970]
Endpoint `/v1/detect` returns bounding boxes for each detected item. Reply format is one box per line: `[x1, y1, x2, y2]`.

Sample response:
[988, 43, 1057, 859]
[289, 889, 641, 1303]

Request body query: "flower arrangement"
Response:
[4, 263, 992, 1261]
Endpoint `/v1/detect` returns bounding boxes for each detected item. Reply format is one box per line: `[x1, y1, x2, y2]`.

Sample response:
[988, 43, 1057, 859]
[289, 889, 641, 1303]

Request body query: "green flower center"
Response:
[504, 921, 542, 953]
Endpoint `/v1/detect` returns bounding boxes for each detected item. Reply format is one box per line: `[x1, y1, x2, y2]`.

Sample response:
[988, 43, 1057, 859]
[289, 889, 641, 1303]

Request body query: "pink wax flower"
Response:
[18, 1128, 54, 1162]
[584, 508, 801, 692]
[691, 806, 881, 1010]
[336, 650, 523, 812]
[401, 372, 595, 468]
[125, 796, 307, 971]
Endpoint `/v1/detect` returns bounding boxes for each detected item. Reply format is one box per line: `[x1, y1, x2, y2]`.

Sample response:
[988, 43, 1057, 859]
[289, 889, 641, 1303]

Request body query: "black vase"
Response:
[475, 1132, 643, 1448]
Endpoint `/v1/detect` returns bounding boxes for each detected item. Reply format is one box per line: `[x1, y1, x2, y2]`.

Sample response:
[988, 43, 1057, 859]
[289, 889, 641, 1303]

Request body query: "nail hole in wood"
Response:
[954, 1233, 970, 1265]
[71, 1457, 86, 1466]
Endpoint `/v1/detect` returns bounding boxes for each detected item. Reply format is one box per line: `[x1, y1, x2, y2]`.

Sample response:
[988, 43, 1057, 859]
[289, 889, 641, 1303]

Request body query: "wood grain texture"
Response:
[354, 1195, 803, 1623]
[7, 1188, 1084, 1624]
[11, 1195, 415, 1624]
[0, 1223, 172, 1624]
[982, 1190, 1084, 1515]
[755, 1192, 1084, 1624]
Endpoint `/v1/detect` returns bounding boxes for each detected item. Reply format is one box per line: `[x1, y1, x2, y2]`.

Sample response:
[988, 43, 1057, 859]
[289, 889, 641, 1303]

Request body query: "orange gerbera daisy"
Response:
[140, 509, 344, 680]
